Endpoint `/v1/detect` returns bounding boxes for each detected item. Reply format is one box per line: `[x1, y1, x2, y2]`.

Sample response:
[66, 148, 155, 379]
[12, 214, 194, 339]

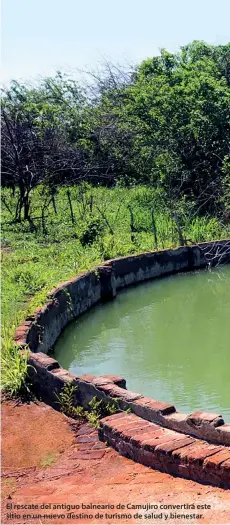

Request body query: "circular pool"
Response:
[54, 265, 230, 421]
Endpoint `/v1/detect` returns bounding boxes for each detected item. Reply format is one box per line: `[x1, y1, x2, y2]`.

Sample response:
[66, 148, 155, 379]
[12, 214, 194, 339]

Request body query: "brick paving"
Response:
[2, 401, 230, 524]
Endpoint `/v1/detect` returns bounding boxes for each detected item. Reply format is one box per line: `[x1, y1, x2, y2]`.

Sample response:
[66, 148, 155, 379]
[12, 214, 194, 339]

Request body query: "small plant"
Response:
[86, 397, 121, 428]
[56, 381, 85, 419]
[86, 397, 104, 428]
[56, 384, 103, 427]
[1, 328, 30, 397]
[40, 452, 58, 468]
[63, 288, 73, 316]
[56, 383, 123, 429]
[104, 398, 120, 416]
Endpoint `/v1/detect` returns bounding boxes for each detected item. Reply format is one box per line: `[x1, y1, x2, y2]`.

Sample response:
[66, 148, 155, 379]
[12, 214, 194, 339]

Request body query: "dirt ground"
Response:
[1, 400, 230, 525]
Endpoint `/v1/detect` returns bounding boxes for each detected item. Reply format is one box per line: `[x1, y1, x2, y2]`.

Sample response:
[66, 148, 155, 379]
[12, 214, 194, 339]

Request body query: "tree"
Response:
[98, 41, 230, 213]
[2, 42, 230, 221]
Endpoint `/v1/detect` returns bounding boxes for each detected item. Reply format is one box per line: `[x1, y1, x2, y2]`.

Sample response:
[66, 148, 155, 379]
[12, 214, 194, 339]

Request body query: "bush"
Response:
[80, 219, 104, 246]
[1, 327, 29, 397]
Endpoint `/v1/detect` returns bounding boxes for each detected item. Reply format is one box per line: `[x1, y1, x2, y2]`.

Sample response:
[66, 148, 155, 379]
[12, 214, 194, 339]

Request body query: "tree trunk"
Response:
[23, 192, 30, 220]
[151, 208, 158, 249]
[14, 181, 25, 222]
[67, 189, 75, 224]
[128, 205, 136, 243]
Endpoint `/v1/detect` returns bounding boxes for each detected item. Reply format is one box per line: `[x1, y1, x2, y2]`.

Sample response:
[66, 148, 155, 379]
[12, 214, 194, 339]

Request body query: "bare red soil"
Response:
[1, 400, 230, 524]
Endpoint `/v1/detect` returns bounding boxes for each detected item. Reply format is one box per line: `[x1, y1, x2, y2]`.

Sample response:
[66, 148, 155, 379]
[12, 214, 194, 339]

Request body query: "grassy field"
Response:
[1, 184, 229, 394]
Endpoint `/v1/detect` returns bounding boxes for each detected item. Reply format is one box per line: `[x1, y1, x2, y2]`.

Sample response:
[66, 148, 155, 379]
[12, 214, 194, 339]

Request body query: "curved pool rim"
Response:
[14, 239, 230, 449]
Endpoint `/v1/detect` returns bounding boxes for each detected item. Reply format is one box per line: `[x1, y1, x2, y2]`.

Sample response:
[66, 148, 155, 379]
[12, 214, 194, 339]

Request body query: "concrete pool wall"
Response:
[15, 240, 230, 354]
[14, 240, 230, 486]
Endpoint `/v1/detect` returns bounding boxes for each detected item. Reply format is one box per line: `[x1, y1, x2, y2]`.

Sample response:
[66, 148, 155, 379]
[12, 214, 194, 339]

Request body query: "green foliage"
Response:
[80, 218, 104, 246]
[87, 397, 121, 428]
[104, 398, 121, 416]
[1, 328, 29, 397]
[56, 382, 85, 419]
[2, 42, 230, 216]
[87, 397, 104, 428]
[96, 41, 230, 213]
[86, 397, 129, 427]
[56, 382, 121, 428]
[222, 157, 230, 215]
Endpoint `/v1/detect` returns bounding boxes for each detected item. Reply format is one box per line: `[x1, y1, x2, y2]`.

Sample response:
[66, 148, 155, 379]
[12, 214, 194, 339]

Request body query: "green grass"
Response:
[1, 326, 29, 397]
[39, 452, 58, 468]
[1, 183, 229, 396]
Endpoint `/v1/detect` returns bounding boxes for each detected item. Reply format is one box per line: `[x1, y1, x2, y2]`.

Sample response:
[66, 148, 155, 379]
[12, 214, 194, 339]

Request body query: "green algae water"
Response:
[54, 265, 230, 421]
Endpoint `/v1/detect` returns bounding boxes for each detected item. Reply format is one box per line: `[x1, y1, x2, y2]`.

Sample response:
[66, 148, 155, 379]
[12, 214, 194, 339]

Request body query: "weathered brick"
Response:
[215, 424, 230, 445]
[100, 412, 127, 425]
[14, 328, 28, 341]
[77, 435, 98, 444]
[142, 430, 179, 451]
[137, 449, 162, 470]
[221, 458, 230, 470]
[186, 410, 224, 427]
[172, 443, 221, 464]
[155, 436, 195, 455]
[15, 338, 27, 347]
[51, 368, 76, 381]
[97, 383, 143, 403]
[109, 421, 146, 439]
[135, 397, 175, 415]
[76, 378, 105, 406]
[91, 377, 113, 387]
[76, 450, 105, 460]
[203, 449, 230, 469]
[76, 424, 95, 436]
[101, 415, 138, 435]
[123, 423, 157, 440]
[28, 351, 60, 371]
[129, 396, 176, 423]
[165, 413, 230, 446]
[103, 375, 126, 389]
[77, 443, 94, 451]
[80, 374, 96, 383]
[163, 411, 189, 431]
[114, 419, 147, 431]
[130, 428, 166, 448]
[107, 414, 138, 427]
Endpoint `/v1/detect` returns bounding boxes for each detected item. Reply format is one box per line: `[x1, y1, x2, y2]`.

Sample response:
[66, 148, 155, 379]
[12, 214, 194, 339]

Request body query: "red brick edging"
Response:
[99, 412, 230, 489]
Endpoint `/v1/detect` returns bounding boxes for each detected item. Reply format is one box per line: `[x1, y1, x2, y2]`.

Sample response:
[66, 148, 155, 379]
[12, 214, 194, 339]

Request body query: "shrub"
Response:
[1, 327, 29, 397]
[80, 219, 104, 246]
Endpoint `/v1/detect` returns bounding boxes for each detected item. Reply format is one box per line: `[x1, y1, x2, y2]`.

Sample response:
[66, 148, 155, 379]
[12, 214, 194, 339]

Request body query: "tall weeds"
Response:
[1, 327, 29, 397]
